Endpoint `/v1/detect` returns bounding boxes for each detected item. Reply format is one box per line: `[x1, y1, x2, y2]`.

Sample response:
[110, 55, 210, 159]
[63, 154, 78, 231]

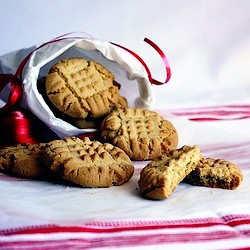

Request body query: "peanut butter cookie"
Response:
[43, 137, 134, 187]
[100, 108, 178, 160]
[0, 143, 48, 178]
[138, 145, 201, 200]
[184, 158, 243, 189]
[45, 58, 119, 119]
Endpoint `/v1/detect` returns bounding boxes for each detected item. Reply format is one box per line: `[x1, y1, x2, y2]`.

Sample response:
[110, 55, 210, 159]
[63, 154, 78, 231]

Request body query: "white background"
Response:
[0, 0, 249, 109]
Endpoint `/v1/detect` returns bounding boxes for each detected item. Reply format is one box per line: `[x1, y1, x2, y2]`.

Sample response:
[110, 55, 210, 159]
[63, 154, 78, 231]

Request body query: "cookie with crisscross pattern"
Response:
[45, 58, 119, 119]
[100, 108, 178, 160]
[43, 137, 134, 187]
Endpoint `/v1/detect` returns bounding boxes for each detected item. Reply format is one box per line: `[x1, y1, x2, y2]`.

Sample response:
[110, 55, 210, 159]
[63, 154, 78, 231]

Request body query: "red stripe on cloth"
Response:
[0, 230, 249, 249]
[189, 116, 250, 121]
[1, 215, 250, 249]
[1, 215, 250, 236]
[167, 104, 250, 112]
[156, 104, 250, 121]
[0, 222, 222, 235]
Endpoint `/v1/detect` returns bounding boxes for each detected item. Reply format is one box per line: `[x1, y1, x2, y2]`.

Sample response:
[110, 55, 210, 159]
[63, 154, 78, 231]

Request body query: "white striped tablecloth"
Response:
[0, 105, 250, 249]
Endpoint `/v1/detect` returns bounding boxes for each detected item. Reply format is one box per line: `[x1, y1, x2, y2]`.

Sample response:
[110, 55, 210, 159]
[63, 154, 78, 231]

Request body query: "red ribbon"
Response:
[0, 109, 43, 148]
[143, 38, 171, 84]
[15, 34, 171, 85]
[0, 74, 23, 113]
[111, 38, 171, 85]
[0, 33, 171, 147]
[0, 74, 42, 147]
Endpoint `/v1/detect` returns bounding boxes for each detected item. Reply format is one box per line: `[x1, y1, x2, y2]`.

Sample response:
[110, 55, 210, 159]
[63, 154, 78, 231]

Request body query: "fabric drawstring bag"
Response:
[0, 33, 171, 139]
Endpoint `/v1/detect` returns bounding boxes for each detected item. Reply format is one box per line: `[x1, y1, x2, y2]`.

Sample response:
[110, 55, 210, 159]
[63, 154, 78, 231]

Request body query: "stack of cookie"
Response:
[43, 57, 179, 161]
[0, 57, 243, 197]
[0, 57, 180, 188]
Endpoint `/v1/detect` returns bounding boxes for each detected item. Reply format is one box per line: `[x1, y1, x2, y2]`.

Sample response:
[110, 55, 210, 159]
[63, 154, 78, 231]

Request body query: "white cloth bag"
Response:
[0, 37, 155, 138]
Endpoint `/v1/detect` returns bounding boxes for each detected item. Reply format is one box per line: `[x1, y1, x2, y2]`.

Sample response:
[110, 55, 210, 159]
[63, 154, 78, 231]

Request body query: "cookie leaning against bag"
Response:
[45, 58, 119, 119]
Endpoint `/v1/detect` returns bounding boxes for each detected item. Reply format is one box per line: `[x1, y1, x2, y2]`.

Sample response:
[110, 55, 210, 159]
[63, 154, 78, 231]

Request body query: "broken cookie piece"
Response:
[138, 145, 202, 200]
[184, 158, 243, 190]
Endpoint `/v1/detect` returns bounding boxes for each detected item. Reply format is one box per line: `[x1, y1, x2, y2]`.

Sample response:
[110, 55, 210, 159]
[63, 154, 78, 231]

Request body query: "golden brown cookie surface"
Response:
[100, 108, 178, 160]
[0, 143, 48, 178]
[43, 137, 134, 187]
[184, 158, 243, 189]
[138, 145, 201, 200]
[45, 58, 119, 119]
